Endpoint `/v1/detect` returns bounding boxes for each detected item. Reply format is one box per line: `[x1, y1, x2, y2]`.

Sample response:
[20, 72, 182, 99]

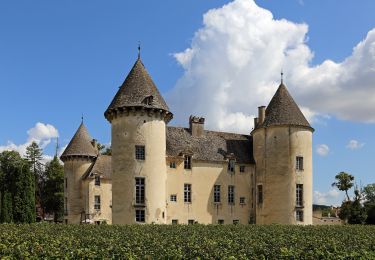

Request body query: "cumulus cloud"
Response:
[167, 0, 375, 133]
[316, 144, 329, 156]
[346, 139, 365, 150]
[0, 122, 59, 159]
[313, 189, 342, 206]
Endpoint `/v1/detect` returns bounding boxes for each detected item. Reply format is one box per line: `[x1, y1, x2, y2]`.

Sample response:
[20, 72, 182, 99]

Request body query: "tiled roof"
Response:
[166, 126, 254, 164]
[261, 83, 312, 129]
[105, 58, 170, 119]
[60, 123, 98, 161]
[82, 155, 111, 180]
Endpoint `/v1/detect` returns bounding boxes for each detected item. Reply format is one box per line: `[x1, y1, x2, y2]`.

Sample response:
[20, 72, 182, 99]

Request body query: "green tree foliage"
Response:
[363, 183, 375, 224]
[97, 142, 112, 155]
[363, 183, 375, 203]
[42, 156, 64, 222]
[0, 151, 35, 223]
[331, 171, 354, 201]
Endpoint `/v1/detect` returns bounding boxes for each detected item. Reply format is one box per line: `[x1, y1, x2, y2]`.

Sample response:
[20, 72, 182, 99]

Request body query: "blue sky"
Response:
[1, 0, 375, 205]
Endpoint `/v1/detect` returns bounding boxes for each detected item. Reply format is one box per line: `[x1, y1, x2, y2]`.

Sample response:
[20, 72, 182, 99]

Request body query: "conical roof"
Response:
[60, 122, 98, 161]
[261, 82, 312, 129]
[105, 57, 170, 118]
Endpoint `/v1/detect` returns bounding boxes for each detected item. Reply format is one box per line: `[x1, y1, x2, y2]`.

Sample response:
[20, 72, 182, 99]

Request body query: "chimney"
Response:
[254, 117, 259, 128]
[91, 139, 98, 150]
[258, 106, 266, 125]
[189, 115, 205, 137]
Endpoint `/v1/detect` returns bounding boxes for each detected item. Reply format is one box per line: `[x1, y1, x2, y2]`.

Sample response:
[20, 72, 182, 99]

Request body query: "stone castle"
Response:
[61, 53, 314, 225]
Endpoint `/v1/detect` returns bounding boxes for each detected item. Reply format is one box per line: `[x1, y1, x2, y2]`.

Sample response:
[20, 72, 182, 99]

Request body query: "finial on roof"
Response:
[281, 69, 284, 84]
[81, 114, 84, 123]
[138, 41, 141, 59]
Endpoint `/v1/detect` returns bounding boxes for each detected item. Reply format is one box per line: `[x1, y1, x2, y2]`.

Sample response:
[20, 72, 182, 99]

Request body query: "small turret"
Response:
[106, 53, 170, 224]
[61, 122, 97, 224]
[252, 80, 313, 225]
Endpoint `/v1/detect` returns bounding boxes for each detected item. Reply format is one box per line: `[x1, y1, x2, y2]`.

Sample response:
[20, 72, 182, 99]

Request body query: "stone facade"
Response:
[62, 55, 313, 225]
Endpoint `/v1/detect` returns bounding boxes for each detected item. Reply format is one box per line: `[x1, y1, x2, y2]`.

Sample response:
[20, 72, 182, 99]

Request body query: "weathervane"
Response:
[281, 69, 284, 84]
[138, 41, 141, 59]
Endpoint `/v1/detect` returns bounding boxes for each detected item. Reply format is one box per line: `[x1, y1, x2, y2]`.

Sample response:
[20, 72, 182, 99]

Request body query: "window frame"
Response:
[228, 185, 235, 204]
[94, 195, 101, 210]
[214, 185, 221, 203]
[296, 210, 304, 222]
[135, 177, 145, 205]
[296, 184, 303, 207]
[135, 209, 145, 223]
[296, 156, 304, 171]
[240, 197, 246, 205]
[228, 159, 235, 173]
[169, 161, 176, 169]
[94, 175, 101, 186]
[258, 185, 263, 204]
[135, 145, 145, 160]
[239, 165, 245, 173]
[184, 184, 192, 203]
[184, 155, 192, 170]
[170, 194, 177, 202]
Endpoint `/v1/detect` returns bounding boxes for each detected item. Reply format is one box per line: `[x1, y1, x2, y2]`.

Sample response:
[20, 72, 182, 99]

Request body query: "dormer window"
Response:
[228, 159, 235, 173]
[184, 155, 191, 170]
[143, 95, 153, 105]
[95, 176, 101, 186]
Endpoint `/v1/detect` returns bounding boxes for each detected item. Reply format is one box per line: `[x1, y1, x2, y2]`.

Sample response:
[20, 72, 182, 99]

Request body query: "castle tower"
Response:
[104, 56, 173, 224]
[252, 81, 314, 224]
[60, 122, 98, 224]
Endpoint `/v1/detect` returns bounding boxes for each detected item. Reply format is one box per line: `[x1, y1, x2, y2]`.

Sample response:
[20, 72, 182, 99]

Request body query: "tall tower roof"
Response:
[104, 57, 172, 121]
[60, 122, 98, 161]
[261, 82, 313, 130]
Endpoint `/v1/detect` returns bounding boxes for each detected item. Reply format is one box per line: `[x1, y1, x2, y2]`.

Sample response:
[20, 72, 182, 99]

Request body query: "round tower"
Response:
[60, 122, 98, 224]
[105, 56, 173, 224]
[252, 81, 314, 225]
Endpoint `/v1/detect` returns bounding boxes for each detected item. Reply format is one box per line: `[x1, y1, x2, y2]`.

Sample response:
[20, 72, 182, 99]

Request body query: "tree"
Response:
[43, 156, 64, 222]
[363, 183, 375, 224]
[0, 151, 35, 223]
[332, 172, 354, 201]
[25, 142, 45, 218]
[97, 142, 112, 156]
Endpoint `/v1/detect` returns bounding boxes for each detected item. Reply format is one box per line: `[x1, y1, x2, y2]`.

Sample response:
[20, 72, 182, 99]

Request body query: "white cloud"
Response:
[167, 0, 375, 133]
[313, 189, 342, 206]
[0, 122, 59, 158]
[346, 139, 365, 150]
[316, 144, 329, 156]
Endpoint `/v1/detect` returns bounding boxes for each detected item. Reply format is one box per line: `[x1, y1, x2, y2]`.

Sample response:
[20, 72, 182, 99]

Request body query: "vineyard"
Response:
[0, 224, 374, 259]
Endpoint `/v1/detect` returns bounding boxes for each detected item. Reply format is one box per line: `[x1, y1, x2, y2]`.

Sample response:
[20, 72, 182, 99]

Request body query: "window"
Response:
[65, 178, 67, 189]
[233, 220, 240, 225]
[170, 161, 176, 168]
[228, 185, 235, 204]
[258, 185, 263, 204]
[170, 194, 177, 202]
[184, 155, 191, 169]
[172, 219, 178, 225]
[239, 165, 245, 173]
[64, 197, 68, 215]
[95, 176, 100, 186]
[143, 95, 153, 105]
[188, 219, 195, 225]
[214, 185, 221, 203]
[296, 156, 303, 171]
[240, 197, 246, 204]
[296, 184, 303, 207]
[296, 210, 304, 222]
[135, 177, 145, 205]
[184, 184, 192, 203]
[218, 219, 224, 224]
[135, 145, 145, 160]
[136, 209, 145, 222]
[94, 195, 101, 210]
[228, 159, 235, 173]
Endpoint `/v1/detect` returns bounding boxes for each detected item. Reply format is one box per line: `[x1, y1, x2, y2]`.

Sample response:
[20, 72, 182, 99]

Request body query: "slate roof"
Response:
[261, 83, 312, 129]
[60, 123, 98, 161]
[166, 126, 254, 164]
[82, 155, 112, 180]
[105, 58, 170, 118]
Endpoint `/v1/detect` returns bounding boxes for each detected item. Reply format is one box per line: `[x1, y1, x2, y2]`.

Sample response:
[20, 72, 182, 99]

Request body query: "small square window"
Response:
[95, 176, 100, 186]
[170, 161, 176, 168]
[172, 219, 178, 225]
[135, 145, 145, 160]
[218, 219, 224, 225]
[296, 156, 303, 171]
[136, 209, 145, 223]
[188, 219, 195, 225]
[258, 185, 263, 204]
[240, 197, 246, 204]
[239, 166, 245, 173]
[170, 194, 177, 202]
[296, 210, 304, 222]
